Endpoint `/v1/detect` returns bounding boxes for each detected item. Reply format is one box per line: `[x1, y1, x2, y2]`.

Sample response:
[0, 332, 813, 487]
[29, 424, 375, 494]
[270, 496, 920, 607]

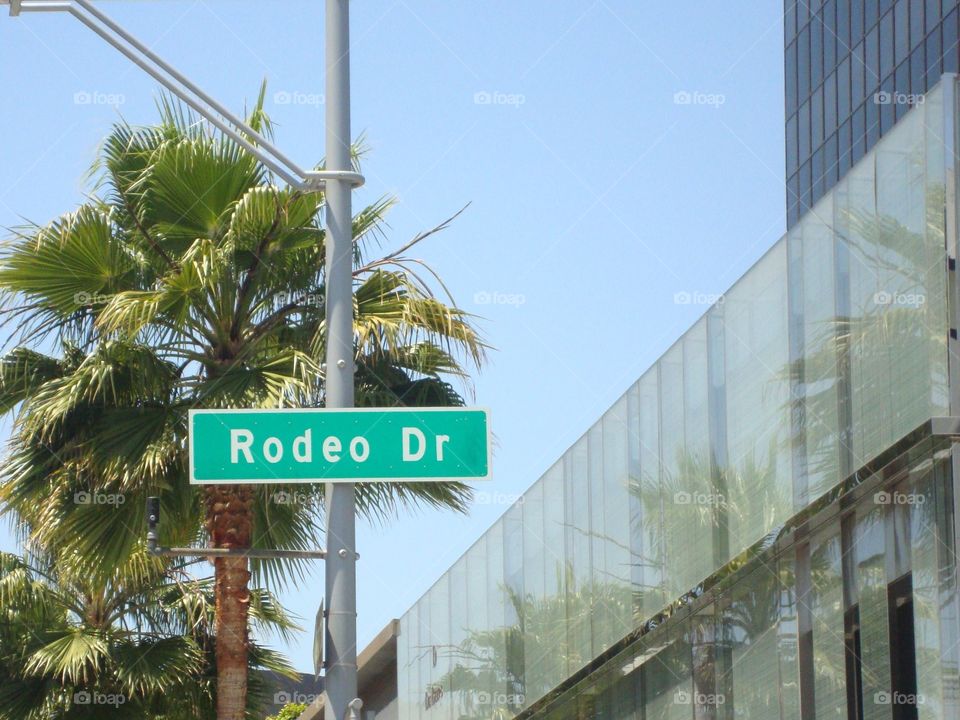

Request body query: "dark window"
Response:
[824, 131, 839, 185]
[852, 103, 867, 163]
[787, 172, 800, 227]
[787, 113, 799, 176]
[825, 0, 838, 69]
[910, 45, 925, 93]
[799, 99, 811, 160]
[839, 118, 852, 176]
[813, 13, 825, 87]
[839, 55, 852, 119]
[853, 1, 866, 38]
[787, 40, 799, 115]
[786, 0, 797, 41]
[895, 62, 910, 120]
[867, 25, 881, 84]
[838, 0, 851, 48]
[887, 574, 919, 720]
[880, 74, 896, 134]
[812, 84, 824, 147]
[799, 0, 810, 25]
[945, 7, 960, 73]
[926, 25, 943, 86]
[866, 93, 880, 147]
[844, 606, 865, 720]
[911, 0, 926, 46]
[812, 146, 824, 201]
[799, 24, 811, 99]
[881, 10, 896, 77]
[927, 0, 942, 32]
[895, 0, 911, 63]
[868, 0, 881, 29]
[824, 70, 838, 132]
[882, 0, 896, 14]
[800, 160, 812, 213]
[853, 42, 867, 102]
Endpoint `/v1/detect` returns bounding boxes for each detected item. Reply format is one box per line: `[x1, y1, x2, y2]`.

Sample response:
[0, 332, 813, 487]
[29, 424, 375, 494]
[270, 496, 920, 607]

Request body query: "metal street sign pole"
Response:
[323, 1, 360, 718]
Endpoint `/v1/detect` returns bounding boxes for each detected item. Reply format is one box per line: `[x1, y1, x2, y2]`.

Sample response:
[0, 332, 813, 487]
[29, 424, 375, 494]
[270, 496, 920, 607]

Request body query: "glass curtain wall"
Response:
[397, 82, 952, 720]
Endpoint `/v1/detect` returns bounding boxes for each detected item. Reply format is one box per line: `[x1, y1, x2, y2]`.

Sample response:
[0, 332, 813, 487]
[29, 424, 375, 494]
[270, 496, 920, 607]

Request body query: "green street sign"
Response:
[189, 408, 491, 484]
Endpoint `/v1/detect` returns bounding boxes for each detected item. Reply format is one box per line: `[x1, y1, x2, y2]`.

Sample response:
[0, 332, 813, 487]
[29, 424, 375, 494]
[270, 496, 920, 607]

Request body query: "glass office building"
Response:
[785, 0, 960, 227]
[394, 78, 960, 720]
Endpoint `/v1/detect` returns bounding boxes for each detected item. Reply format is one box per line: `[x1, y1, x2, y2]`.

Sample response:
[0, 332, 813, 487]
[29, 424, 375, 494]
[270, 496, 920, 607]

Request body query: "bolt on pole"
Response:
[323, 0, 360, 719]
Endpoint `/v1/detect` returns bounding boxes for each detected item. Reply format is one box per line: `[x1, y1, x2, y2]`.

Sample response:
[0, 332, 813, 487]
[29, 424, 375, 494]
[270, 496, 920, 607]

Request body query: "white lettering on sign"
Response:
[435, 434, 450, 461]
[227, 427, 456, 466]
[263, 437, 283, 464]
[349, 436, 370, 462]
[231, 429, 254, 463]
[293, 430, 312, 463]
[402, 427, 426, 461]
[323, 436, 342, 463]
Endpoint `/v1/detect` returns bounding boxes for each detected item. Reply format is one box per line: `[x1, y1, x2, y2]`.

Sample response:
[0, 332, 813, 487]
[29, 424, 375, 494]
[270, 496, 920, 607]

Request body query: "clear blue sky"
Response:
[0, 0, 786, 672]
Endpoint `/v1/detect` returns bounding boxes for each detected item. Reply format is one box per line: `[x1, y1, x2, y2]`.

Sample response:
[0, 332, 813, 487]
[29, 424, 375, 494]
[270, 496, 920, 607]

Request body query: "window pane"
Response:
[880, 9, 895, 76]
[895, 0, 910, 64]
[911, 0, 926, 46]
[722, 242, 791, 558]
[838, 54, 852, 119]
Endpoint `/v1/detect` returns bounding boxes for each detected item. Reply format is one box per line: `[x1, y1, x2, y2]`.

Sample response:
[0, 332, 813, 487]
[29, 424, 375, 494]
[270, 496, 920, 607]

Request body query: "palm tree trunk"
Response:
[206, 485, 254, 720]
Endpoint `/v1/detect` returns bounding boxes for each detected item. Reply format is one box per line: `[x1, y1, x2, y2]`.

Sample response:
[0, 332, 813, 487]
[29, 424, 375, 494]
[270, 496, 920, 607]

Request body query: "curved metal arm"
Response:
[2, 0, 365, 192]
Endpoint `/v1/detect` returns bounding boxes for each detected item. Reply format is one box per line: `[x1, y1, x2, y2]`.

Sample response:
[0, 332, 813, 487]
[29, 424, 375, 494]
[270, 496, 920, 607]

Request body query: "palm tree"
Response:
[0, 88, 484, 720]
[0, 548, 298, 719]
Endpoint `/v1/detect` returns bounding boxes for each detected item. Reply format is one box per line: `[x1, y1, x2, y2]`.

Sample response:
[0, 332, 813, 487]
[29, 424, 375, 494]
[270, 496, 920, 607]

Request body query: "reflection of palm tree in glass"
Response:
[783, 190, 948, 489]
[439, 567, 633, 720]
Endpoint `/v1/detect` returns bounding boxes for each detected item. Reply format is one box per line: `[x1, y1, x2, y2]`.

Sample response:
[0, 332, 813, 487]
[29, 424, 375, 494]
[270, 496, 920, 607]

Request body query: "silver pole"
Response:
[323, 0, 358, 718]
